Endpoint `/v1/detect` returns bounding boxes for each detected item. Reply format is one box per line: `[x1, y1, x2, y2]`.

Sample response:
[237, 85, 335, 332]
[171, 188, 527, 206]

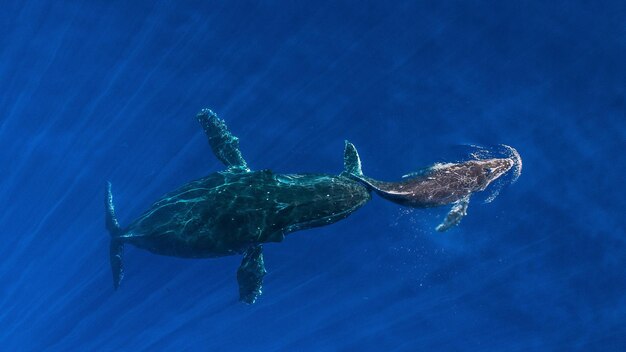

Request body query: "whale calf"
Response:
[344, 142, 520, 231]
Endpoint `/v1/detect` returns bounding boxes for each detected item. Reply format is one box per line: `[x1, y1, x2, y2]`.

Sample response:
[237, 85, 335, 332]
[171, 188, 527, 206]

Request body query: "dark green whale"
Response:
[105, 109, 371, 304]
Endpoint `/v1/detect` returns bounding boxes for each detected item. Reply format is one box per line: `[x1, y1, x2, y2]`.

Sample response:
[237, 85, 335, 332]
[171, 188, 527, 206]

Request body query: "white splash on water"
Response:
[502, 144, 523, 183]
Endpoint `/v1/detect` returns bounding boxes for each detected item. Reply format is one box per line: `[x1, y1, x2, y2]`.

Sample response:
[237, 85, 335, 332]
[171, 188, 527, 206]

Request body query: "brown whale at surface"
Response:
[343, 142, 521, 231]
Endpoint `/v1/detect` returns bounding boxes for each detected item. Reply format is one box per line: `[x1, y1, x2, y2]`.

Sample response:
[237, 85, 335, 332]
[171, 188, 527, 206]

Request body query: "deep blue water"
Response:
[1, 1, 625, 351]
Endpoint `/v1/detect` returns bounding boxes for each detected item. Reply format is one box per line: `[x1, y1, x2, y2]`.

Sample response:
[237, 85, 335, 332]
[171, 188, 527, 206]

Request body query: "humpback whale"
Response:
[344, 142, 520, 232]
[106, 109, 371, 304]
[105, 109, 520, 303]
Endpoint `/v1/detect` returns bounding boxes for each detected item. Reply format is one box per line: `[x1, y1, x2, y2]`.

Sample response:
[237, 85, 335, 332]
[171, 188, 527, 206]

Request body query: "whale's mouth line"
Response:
[283, 200, 367, 234]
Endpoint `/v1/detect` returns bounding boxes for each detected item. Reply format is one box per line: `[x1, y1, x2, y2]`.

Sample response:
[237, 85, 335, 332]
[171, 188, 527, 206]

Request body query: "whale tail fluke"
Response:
[105, 182, 124, 289]
[343, 141, 363, 177]
[342, 141, 383, 193]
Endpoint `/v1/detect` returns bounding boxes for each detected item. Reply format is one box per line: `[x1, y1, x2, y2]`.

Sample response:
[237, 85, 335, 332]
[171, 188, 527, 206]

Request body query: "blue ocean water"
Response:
[1, 1, 624, 350]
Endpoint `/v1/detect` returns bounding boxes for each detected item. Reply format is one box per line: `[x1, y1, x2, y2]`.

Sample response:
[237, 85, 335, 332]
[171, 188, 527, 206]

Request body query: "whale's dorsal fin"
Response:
[237, 245, 266, 304]
[343, 141, 363, 176]
[197, 109, 250, 172]
[401, 168, 430, 179]
[436, 195, 470, 232]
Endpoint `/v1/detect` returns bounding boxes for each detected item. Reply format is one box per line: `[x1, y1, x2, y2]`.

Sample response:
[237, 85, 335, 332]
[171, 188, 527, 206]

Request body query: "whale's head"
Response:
[472, 157, 515, 191]
[269, 174, 371, 238]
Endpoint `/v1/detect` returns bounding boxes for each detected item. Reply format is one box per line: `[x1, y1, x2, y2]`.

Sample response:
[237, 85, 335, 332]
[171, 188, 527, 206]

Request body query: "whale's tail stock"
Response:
[343, 141, 381, 191]
[105, 182, 124, 290]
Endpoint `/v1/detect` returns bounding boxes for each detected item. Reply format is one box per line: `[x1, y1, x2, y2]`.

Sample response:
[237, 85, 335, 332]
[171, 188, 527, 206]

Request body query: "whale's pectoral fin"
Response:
[436, 196, 470, 232]
[110, 239, 124, 289]
[237, 245, 266, 304]
[197, 109, 250, 172]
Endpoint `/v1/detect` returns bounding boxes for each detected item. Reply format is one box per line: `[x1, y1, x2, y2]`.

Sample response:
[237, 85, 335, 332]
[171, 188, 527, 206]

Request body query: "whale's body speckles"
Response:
[121, 170, 370, 258]
[353, 157, 515, 208]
